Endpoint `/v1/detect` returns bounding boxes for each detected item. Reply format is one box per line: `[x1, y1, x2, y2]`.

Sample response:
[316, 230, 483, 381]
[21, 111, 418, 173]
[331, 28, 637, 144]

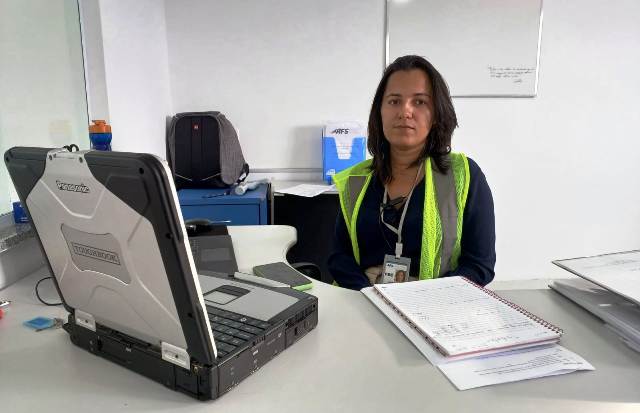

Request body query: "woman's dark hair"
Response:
[367, 55, 458, 183]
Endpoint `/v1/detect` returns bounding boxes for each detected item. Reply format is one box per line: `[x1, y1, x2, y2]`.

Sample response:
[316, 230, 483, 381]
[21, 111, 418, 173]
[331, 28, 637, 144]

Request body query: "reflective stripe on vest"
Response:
[333, 153, 469, 280]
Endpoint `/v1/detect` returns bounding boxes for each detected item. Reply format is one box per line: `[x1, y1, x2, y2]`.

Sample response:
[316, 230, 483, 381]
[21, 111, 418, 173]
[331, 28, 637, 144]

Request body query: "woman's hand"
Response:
[364, 266, 383, 285]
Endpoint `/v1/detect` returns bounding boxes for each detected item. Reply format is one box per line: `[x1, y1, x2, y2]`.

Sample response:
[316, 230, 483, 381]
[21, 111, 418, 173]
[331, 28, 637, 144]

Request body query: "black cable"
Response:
[62, 144, 79, 152]
[379, 209, 394, 251]
[373, 181, 394, 251]
[35, 276, 62, 306]
[379, 199, 405, 252]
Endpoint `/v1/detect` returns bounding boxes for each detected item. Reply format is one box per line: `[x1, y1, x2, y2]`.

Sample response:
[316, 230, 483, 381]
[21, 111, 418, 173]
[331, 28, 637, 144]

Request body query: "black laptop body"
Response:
[4, 147, 318, 400]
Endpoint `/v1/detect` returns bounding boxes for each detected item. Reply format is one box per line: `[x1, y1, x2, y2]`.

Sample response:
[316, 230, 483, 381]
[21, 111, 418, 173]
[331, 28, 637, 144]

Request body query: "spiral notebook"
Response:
[364, 277, 563, 361]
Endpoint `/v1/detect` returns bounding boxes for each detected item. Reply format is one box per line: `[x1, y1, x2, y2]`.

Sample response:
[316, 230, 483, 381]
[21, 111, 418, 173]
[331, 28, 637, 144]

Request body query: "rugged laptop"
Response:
[4, 147, 318, 400]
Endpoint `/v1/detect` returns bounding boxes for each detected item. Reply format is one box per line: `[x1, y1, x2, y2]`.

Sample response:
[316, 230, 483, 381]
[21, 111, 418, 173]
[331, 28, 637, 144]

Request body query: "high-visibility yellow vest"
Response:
[332, 153, 470, 279]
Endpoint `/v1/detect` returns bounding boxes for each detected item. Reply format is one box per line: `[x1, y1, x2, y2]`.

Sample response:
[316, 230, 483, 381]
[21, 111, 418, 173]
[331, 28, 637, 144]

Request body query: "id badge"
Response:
[382, 254, 411, 283]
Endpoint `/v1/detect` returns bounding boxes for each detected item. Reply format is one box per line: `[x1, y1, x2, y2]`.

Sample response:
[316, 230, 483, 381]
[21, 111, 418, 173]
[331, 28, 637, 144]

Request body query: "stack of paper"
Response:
[553, 250, 640, 352]
[438, 345, 592, 390]
[362, 277, 594, 390]
[550, 278, 640, 352]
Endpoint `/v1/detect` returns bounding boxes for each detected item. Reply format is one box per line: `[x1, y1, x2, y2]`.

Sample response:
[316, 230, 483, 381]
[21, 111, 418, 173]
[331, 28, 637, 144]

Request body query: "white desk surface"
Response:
[1, 225, 639, 413]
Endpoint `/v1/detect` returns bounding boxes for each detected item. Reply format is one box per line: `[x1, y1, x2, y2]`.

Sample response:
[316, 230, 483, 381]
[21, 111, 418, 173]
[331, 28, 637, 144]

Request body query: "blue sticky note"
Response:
[12, 201, 29, 223]
[24, 317, 54, 330]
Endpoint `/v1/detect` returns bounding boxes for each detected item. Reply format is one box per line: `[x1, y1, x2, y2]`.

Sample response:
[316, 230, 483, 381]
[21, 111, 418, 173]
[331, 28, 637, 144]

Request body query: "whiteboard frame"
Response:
[384, 0, 545, 98]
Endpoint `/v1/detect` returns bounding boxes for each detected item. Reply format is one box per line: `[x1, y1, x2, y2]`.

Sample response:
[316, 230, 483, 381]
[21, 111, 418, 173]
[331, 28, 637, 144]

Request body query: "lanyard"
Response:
[380, 162, 424, 258]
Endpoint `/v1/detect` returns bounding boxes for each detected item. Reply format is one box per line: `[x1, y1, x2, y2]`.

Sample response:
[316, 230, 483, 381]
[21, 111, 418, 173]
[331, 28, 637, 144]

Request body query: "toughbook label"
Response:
[61, 224, 132, 284]
[56, 180, 90, 194]
[71, 242, 121, 265]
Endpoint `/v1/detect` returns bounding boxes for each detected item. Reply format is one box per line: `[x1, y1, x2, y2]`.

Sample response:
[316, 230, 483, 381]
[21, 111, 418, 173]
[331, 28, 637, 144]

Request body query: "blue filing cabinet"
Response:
[177, 184, 268, 225]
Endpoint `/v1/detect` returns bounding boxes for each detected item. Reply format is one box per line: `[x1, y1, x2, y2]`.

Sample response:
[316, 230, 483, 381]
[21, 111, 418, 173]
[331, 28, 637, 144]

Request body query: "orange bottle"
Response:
[89, 120, 112, 150]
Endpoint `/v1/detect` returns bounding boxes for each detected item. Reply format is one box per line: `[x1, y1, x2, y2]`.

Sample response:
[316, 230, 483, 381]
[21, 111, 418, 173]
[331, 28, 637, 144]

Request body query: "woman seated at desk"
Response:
[328, 55, 495, 290]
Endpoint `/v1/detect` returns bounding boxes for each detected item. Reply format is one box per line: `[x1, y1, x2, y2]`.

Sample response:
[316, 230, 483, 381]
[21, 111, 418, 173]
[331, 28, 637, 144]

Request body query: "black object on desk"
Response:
[253, 262, 313, 291]
[273, 192, 339, 283]
[185, 219, 238, 275]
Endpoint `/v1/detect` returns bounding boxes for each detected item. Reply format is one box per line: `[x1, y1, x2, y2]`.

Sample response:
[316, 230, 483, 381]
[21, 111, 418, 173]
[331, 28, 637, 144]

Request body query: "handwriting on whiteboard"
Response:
[488, 66, 535, 83]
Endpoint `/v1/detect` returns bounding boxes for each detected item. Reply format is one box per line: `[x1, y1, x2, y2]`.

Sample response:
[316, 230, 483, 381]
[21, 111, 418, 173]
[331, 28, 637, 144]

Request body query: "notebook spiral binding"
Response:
[461, 278, 564, 336]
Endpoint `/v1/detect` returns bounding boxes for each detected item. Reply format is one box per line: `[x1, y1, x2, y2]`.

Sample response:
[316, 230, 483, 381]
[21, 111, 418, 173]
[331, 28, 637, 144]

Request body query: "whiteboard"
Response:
[386, 0, 543, 97]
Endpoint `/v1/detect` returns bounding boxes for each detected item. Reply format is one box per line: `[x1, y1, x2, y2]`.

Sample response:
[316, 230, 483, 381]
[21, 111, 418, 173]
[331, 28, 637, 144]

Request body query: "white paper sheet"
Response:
[437, 345, 594, 390]
[362, 287, 595, 390]
[277, 184, 335, 197]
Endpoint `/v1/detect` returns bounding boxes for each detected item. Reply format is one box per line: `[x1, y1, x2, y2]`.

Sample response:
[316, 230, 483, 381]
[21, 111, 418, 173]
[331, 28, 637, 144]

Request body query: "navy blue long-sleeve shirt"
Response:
[327, 157, 496, 290]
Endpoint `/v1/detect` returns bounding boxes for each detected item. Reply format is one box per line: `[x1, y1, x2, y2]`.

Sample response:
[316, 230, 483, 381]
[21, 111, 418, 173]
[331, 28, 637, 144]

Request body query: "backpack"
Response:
[167, 111, 249, 189]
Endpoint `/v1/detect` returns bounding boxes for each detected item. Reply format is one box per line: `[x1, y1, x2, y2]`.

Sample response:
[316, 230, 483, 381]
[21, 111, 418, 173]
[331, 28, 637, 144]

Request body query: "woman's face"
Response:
[380, 69, 435, 152]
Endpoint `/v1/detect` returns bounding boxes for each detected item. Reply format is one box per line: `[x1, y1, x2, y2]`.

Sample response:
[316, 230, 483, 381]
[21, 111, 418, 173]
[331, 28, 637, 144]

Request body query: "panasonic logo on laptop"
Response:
[56, 180, 90, 194]
[71, 242, 121, 265]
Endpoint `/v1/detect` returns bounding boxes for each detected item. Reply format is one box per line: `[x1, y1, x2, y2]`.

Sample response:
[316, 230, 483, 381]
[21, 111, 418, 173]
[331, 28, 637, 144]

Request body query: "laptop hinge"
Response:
[75, 309, 96, 332]
[161, 342, 190, 370]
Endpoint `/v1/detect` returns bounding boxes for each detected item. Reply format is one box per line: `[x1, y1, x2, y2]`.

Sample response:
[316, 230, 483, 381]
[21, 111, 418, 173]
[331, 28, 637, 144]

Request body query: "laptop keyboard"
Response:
[207, 307, 272, 358]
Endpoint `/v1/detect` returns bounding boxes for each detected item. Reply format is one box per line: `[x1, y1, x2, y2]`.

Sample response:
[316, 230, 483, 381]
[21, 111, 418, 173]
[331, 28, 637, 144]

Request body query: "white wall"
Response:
[96, 0, 640, 281]
[0, 0, 89, 212]
[97, 0, 173, 157]
[164, 0, 384, 169]
[454, 0, 640, 279]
